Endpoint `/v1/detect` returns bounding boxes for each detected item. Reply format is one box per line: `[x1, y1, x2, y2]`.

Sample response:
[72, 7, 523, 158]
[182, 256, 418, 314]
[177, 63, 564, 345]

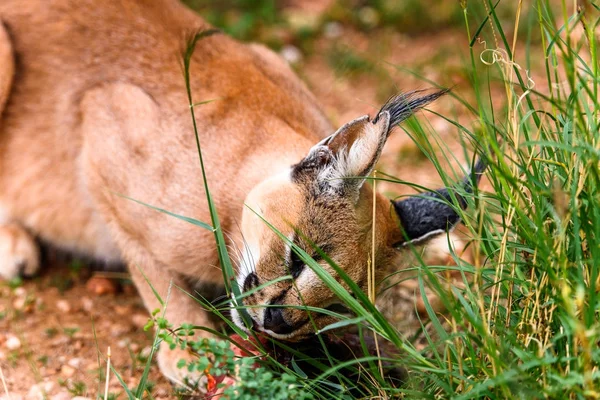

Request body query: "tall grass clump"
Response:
[391, 0, 600, 398]
[118, 0, 600, 398]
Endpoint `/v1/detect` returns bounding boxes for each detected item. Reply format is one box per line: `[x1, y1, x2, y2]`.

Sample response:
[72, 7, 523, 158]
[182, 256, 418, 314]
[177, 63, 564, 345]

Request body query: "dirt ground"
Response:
[0, 3, 494, 399]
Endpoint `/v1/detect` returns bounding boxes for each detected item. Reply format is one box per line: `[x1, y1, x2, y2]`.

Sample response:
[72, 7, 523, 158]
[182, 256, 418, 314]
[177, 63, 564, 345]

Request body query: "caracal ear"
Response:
[292, 90, 447, 198]
[291, 113, 389, 197]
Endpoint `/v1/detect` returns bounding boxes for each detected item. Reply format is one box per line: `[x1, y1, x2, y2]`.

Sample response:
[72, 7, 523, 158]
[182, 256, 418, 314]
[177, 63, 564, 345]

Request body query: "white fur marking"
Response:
[237, 243, 260, 292]
[401, 228, 449, 246]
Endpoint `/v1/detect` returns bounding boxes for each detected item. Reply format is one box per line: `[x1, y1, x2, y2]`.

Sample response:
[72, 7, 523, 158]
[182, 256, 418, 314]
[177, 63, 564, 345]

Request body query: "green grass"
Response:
[391, 0, 600, 398]
[114, 0, 600, 398]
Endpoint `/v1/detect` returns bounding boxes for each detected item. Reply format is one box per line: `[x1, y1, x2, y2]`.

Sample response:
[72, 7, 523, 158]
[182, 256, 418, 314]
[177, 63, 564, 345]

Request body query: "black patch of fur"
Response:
[393, 156, 487, 245]
[392, 189, 462, 243]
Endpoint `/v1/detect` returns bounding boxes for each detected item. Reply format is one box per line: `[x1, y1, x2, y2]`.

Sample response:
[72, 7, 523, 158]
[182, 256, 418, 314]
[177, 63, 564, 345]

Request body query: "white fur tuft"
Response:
[317, 115, 388, 192]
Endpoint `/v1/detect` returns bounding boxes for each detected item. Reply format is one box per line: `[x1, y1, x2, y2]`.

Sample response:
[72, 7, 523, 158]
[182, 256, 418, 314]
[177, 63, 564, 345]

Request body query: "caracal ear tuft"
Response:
[292, 89, 448, 198]
[374, 89, 449, 134]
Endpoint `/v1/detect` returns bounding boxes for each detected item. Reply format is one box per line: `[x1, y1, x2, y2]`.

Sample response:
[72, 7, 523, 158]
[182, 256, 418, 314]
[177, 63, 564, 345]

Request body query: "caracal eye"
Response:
[289, 249, 304, 279]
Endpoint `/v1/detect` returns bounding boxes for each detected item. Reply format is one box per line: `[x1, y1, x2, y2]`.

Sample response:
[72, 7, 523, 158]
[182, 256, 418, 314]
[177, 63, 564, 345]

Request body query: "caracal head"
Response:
[232, 90, 485, 340]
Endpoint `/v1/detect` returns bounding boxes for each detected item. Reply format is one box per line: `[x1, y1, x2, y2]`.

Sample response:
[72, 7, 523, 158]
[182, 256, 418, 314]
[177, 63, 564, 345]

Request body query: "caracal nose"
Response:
[263, 305, 294, 334]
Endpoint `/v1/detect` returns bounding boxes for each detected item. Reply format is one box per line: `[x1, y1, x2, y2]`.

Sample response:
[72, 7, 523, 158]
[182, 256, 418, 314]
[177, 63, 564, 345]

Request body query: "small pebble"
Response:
[56, 300, 71, 313]
[86, 276, 118, 296]
[12, 296, 26, 310]
[13, 294, 35, 312]
[14, 287, 26, 297]
[280, 45, 302, 65]
[60, 364, 75, 377]
[139, 346, 152, 359]
[68, 357, 82, 368]
[81, 297, 94, 313]
[5, 335, 21, 350]
[27, 381, 55, 399]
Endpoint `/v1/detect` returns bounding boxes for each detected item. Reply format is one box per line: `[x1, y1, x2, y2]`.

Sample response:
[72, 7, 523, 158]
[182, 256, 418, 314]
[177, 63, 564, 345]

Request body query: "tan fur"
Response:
[0, 22, 14, 116]
[0, 0, 450, 384]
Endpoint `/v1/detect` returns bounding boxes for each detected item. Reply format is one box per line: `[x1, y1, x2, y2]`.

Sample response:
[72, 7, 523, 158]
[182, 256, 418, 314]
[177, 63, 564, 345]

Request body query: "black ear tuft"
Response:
[393, 157, 486, 246]
[373, 89, 449, 136]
